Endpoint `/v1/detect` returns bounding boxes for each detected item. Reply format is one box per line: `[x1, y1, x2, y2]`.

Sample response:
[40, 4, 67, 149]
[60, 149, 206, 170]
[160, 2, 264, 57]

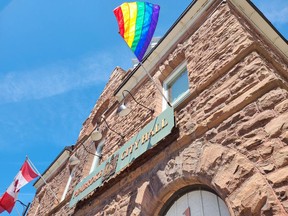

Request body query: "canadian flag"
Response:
[0, 198, 4, 213]
[0, 160, 38, 213]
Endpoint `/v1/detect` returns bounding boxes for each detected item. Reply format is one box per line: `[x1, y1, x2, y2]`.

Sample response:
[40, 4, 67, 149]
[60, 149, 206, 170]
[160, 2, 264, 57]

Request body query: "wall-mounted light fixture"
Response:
[91, 128, 103, 141]
[116, 89, 154, 117]
[68, 155, 80, 166]
[92, 116, 124, 141]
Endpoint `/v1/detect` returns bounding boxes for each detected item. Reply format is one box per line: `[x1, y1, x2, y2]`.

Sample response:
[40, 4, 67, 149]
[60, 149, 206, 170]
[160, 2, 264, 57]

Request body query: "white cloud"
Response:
[0, 53, 114, 104]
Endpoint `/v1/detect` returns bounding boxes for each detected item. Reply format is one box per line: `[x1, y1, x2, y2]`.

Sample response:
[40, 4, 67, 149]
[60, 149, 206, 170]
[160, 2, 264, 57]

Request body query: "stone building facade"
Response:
[27, 0, 288, 215]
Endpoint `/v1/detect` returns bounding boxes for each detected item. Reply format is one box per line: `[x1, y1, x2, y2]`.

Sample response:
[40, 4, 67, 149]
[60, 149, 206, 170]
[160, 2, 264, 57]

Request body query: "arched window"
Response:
[160, 186, 230, 216]
[92, 99, 110, 126]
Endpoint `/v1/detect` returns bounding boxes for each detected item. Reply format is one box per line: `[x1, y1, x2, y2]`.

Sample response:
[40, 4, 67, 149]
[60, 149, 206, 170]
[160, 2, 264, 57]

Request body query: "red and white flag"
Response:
[0, 159, 38, 213]
[0, 197, 4, 213]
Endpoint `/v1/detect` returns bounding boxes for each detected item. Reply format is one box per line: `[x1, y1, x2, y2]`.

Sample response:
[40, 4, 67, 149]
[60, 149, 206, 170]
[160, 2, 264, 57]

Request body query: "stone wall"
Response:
[27, 2, 288, 216]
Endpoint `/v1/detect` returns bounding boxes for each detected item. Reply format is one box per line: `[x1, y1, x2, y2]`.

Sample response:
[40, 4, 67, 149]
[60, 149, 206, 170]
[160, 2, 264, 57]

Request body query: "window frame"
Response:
[163, 61, 190, 110]
[159, 185, 230, 216]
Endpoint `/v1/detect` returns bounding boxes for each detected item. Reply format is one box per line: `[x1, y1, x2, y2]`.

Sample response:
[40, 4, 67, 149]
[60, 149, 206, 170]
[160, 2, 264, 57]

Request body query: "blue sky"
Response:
[0, 0, 287, 215]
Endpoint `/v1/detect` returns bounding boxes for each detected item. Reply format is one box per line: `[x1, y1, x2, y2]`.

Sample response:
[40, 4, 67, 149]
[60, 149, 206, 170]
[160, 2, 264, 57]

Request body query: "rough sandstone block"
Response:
[204, 89, 230, 113]
[259, 162, 275, 174]
[275, 99, 288, 114]
[213, 152, 254, 194]
[257, 88, 288, 111]
[229, 173, 282, 215]
[198, 145, 227, 177]
[241, 134, 265, 150]
[273, 146, 288, 168]
[182, 141, 203, 174]
[230, 74, 258, 98]
[267, 167, 288, 187]
[238, 110, 275, 136]
[265, 112, 288, 138]
[281, 131, 288, 144]
[207, 76, 278, 130]
[258, 143, 274, 159]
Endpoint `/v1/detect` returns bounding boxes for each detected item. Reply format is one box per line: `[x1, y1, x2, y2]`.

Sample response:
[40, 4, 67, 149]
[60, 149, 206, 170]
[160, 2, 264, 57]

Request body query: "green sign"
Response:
[70, 106, 174, 207]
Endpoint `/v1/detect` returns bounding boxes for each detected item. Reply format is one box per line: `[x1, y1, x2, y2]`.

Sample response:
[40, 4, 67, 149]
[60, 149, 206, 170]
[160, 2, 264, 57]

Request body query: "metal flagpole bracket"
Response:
[16, 200, 30, 216]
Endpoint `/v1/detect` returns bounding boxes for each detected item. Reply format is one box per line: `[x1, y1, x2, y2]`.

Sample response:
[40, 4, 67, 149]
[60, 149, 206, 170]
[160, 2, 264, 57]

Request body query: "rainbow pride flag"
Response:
[114, 2, 160, 62]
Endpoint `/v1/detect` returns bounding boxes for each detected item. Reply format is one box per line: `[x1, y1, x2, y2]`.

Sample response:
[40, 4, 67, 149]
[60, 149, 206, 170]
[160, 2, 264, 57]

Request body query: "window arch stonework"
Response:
[133, 142, 283, 215]
[92, 99, 110, 126]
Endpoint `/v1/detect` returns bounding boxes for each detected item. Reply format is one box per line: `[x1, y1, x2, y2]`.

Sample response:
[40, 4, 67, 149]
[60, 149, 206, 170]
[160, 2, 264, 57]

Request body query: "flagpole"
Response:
[26, 157, 60, 203]
[15, 205, 21, 216]
[139, 61, 172, 107]
[123, 40, 172, 107]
